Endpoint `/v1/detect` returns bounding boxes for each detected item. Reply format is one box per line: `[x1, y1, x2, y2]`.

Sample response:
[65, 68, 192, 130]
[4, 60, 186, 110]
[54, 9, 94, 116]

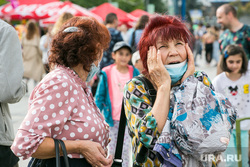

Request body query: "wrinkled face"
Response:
[156, 38, 187, 65]
[226, 54, 243, 74]
[112, 48, 132, 67]
[216, 8, 230, 30]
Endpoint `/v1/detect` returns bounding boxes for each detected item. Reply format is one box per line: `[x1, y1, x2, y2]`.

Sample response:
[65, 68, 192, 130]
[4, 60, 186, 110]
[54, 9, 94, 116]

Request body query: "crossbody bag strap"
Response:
[113, 76, 156, 166]
[58, 140, 70, 167]
[131, 30, 136, 49]
[134, 76, 156, 104]
[54, 139, 60, 167]
[113, 99, 126, 166]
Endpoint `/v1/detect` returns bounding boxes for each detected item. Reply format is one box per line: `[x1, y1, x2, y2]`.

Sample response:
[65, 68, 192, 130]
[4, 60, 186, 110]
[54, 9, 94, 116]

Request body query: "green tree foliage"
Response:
[0, 0, 8, 6]
[230, 0, 250, 17]
[66, 0, 105, 9]
[186, 0, 202, 10]
[66, 0, 166, 13]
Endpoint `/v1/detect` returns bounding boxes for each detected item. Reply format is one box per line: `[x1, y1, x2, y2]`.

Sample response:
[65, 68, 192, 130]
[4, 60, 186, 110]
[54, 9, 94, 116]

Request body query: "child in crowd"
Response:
[213, 44, 250, 167]
[95, 41, 140, 166]
[131, 50, 144, 73]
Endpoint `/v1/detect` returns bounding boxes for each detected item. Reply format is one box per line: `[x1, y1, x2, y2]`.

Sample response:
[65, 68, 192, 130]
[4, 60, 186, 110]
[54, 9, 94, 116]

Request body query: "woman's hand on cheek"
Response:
[80, 140, 113, 167]
[181, 43, 195, 83]
[147, 46, 171, 89]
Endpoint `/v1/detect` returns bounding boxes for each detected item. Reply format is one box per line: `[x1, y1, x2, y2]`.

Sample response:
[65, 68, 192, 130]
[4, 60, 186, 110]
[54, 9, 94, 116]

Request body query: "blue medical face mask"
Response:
[164, 60, 188, 85]
[86, 63, 99, 82]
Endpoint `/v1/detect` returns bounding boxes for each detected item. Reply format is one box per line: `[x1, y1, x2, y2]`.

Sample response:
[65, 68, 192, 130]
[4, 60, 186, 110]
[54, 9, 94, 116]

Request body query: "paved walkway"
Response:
[9, 54, 218, 167]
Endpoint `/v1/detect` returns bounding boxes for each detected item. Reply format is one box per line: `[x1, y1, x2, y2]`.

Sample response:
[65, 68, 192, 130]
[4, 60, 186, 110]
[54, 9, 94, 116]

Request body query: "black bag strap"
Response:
[135, 75, 156, 104]
[58, 140, 70, 167]
[54, 139, 60, 167]
[113, 99, 126, 166]
[30, 139, 70, 167]
[113, 76, 156, 166]
[131, 30, 136, 49]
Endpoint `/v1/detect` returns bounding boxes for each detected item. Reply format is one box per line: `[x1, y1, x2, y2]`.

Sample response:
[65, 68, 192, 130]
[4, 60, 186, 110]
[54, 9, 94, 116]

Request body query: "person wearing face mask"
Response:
[11, 17, 113, 167]
[123, 14, 236, 167]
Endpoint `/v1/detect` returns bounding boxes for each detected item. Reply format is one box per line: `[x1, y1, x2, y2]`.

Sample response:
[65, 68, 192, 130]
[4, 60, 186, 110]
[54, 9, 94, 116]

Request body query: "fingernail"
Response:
[157, 50, 160, 54]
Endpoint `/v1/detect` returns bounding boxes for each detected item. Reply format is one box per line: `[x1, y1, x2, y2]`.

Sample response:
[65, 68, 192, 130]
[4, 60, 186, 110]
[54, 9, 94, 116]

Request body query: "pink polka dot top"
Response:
[11, 65, 109, 160]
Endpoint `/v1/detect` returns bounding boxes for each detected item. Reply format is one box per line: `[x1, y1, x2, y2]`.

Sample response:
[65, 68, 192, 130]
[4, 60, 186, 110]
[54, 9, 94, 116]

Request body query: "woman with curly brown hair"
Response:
[11, 16, 113, 167]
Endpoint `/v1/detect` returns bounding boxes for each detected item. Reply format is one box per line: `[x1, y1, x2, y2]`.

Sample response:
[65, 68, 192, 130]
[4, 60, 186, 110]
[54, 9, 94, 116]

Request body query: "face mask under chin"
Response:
[86, 63, 100, 82]
[164, 60, 188, 85]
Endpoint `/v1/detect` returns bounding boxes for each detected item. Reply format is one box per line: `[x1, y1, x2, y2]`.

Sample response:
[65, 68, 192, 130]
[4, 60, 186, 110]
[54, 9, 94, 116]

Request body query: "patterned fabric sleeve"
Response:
[123, 77, 160, 149]
[193, 71, 214, 90]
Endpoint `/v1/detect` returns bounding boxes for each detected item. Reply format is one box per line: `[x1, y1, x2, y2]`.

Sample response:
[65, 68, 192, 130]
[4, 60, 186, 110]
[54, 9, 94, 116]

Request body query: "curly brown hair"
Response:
[49, 16, 110, 72]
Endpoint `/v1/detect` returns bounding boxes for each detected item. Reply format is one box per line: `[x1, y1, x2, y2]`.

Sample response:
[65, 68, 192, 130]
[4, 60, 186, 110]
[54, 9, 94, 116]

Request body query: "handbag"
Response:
[29, 139, 69, 167]
[154, 143, 182, 167]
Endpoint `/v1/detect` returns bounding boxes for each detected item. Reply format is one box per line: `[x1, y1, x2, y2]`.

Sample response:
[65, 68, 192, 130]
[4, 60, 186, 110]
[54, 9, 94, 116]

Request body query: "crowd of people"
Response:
[0, 3, 249, 167]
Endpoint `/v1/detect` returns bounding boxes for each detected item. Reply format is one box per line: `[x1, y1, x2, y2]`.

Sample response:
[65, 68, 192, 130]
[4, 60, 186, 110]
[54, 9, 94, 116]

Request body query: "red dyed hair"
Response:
[139, 14, 194, 74]
[49, 16, 110, 72]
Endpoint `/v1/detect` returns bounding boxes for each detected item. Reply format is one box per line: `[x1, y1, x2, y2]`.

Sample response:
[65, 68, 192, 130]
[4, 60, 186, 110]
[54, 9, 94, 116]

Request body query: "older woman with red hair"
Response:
[123, 14, 222, 167]
[11, 17, 113, 167]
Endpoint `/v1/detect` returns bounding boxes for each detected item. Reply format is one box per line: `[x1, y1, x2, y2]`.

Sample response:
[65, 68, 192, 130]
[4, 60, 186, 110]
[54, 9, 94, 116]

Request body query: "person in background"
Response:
[193, 23, 204, 66]
[91, 13, 124, 95]
[22, 20, 45, 90]
[118, 23, 130, 44]
[95, 41, 140, 167]
[100, 13, 124, 69]
[128, 15, 149, 53]
[212, 26, 220, 66]
[51, 12, 74, 36]
[216, 4, 250, 74]
[212, 44, 250, 167]
[39, 24, 54, 73]
[11, 16, 113, 167]
[202, 26, 218, 66]
[131, 50, 144, 73]
[0, 19, 26, 167]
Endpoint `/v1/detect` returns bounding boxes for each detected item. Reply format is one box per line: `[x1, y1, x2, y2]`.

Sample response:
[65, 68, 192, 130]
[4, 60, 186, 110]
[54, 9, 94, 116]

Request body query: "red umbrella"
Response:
[39, 1, 103, 26]
[0, 0, 59, 20]
[0, 1, 102, 22]
[90, 3, 136, 27]
[130, 9, 152, 18]
[38, 1, 103, 25]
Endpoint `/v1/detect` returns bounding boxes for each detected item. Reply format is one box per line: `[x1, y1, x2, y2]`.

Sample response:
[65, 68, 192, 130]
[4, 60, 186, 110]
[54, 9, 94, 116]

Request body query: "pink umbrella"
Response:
[38, 1, 103, 25]
[0, 1, 102, 21]
[0, 0, 59, 20]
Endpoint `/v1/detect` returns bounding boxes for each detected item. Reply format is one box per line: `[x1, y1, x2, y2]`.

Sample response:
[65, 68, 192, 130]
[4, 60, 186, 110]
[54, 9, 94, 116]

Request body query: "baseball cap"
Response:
[131, 50, 140, 66]
[113, 41, 132, 53]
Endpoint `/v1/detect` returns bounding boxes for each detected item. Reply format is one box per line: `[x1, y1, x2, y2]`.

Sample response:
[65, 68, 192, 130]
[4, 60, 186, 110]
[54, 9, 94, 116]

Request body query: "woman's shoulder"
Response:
[125, 75, 151, 94]
[193, 71, 214, 89]
[127, 75, 145, 84]
[212, 72, 226, 83]
[35, 67, 76, 92]
[101, 64, 115, 73]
